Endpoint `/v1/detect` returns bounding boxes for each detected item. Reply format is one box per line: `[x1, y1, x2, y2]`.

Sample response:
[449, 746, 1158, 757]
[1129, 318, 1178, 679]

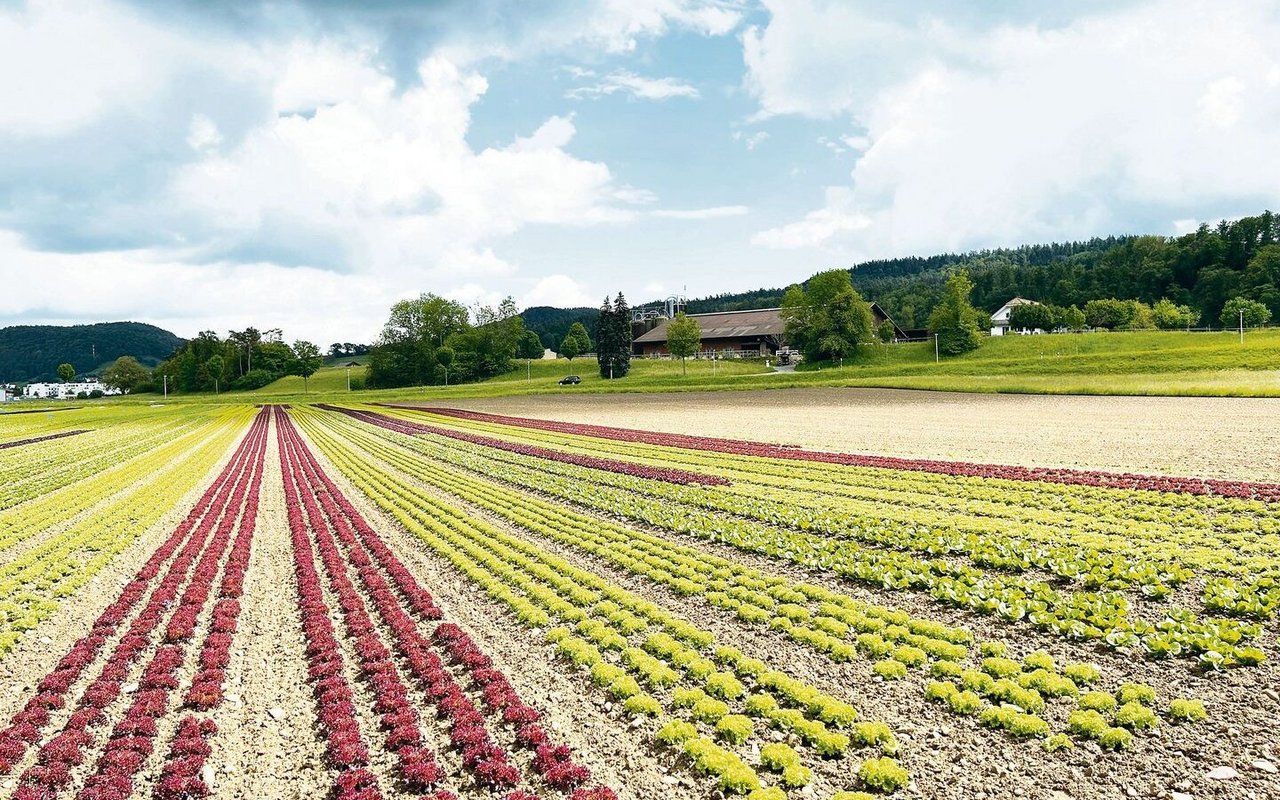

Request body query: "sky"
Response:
[2, 0, 1279, 345]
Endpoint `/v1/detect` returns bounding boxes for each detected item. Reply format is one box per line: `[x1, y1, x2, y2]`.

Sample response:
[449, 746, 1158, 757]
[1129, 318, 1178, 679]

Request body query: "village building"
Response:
[989, 296, 1041, 336]
[632, 304, 908, 356]
[23, 377, 122, 399]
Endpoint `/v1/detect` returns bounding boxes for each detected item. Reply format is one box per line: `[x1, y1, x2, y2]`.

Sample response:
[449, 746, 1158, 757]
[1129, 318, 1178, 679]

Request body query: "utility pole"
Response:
[1240, 309, 1244, 344]
[934, 333, 940, 363]
[163, 375, 168, 399]
[346, 366, 351, 391]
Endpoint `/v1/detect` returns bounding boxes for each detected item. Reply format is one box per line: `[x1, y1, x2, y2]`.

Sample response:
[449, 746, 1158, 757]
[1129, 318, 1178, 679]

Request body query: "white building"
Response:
[23, 377, 122, 399]
[990, 296, 1041, 336]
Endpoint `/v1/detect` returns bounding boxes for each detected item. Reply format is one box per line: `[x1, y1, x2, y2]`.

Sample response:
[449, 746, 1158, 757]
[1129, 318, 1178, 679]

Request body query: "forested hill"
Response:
[647, 211, 1280, 330]
[522, 306, 599, 350]
[0, 322, 184, 382]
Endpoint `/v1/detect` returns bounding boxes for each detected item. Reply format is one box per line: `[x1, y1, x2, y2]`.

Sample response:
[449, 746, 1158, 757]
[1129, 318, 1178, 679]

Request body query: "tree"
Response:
[1084, 298, 1133, 330]
[206, 355, 225, 393]
[516, 330, 544, 360]
[558, 333, 581, 361]
[436, 346, 454, 385]
[877, 321, 896, 343]
[1152, 298, 1196, 330]
[927, 271, 982, 356]
[566, 322, 592, 355]
[291, 341, 323, 393]
[780, 269, 875, 362]
[1008, 303, 1054, 331]
[595, 292, 633, 379]
[1061, 305, 1087, 331]
[665, 312, 702, 375]
[1220, 296, 1272, 329]
[102, 356, 150, 392]
[367, 293, 470, 388]
[516, 329, 543, 381]
[57, 363, 75, 383]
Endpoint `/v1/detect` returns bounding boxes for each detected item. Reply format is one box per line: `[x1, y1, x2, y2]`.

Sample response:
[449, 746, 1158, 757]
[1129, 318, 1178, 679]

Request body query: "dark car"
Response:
[558, 375, 581, 385]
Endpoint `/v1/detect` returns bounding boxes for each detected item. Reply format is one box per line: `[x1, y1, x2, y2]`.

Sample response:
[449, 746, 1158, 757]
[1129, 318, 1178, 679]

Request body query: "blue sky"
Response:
[2, 0, 1279, 344]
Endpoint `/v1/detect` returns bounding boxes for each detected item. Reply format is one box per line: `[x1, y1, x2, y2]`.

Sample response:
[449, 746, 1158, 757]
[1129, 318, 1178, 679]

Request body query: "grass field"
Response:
[230, 328, 1280, 402]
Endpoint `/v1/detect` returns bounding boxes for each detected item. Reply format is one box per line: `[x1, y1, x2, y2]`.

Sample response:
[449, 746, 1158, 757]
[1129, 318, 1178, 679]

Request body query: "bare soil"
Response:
[440, 388, 1280, 482]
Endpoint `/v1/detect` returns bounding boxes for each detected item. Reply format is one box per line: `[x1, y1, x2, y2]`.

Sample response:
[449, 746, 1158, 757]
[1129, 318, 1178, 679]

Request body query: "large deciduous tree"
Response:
[780, 269, 875, 362]
[367, 293, 469, 388]
[57, 363, 75, 383]
[291, 341, 323, 393]
[102, 356, 149, 392]
[928, 270, 982, 356]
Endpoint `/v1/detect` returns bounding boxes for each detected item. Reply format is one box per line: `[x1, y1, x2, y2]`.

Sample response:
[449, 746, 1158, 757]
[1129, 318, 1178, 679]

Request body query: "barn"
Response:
[632, 304, 908, 356]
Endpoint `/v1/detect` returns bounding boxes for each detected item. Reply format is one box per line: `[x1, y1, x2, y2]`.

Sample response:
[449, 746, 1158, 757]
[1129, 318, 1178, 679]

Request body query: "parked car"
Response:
[558, 375, 581, 385]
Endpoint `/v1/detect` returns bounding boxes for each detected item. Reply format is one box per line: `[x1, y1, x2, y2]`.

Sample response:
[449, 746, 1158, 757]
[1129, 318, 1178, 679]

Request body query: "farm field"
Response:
[0, 400, 1277, 800]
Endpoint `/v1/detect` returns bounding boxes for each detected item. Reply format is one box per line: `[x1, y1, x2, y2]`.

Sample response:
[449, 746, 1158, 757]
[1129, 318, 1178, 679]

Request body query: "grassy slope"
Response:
[74, 329, 1280, 405]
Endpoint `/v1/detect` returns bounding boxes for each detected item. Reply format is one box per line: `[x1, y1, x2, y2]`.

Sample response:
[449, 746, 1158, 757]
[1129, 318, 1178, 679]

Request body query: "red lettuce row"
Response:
[0, 429, 89, 450]
[406, 406, 1280, 501]
[280, 419, 383, 800]
[0, 409, 270, 793]
[75, 410, 270, 800]
[279, 409, 616, 800]
[281, 425, 448, 795]
[320, 404, 727, 487]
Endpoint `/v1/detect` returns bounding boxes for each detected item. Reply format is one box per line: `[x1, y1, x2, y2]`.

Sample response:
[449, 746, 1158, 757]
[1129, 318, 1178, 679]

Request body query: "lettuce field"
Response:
[0, 401, 1276, 800]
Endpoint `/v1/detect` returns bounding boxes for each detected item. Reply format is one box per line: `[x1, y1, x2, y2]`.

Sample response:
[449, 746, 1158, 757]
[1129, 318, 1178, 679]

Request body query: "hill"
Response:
[0, 322, 184, 382]
[521, 305, 599, 350]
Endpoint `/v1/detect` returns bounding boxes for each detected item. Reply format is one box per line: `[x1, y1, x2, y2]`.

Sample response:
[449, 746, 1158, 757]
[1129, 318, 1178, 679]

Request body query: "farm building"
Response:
[632, 304, 907, 356]
[633, 308, 786, 357]
[990, 296, 1040, 336]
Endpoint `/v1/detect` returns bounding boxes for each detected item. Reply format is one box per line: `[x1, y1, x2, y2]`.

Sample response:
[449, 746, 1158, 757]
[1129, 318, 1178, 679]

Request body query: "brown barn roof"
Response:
[633, 308, 786, 344]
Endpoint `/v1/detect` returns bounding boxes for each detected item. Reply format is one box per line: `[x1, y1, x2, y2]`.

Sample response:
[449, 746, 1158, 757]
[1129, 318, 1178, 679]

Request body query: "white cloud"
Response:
[186, 114, 222, 152]
[731, 130, 769, 149]
[523, 274, 598, 308]
[567, 70, 700, 100]
[747, 0, 1280, 255]
[652, 205, 749, 219]
[752, 187, 869, 248]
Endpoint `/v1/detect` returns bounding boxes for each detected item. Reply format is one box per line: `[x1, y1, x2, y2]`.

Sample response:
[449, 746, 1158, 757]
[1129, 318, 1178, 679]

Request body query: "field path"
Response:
[433, 387, 1280, 482]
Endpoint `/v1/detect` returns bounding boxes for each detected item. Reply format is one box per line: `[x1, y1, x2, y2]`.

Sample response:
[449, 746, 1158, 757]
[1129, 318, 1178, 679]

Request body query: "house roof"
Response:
[994, 296, 1039, 312]
[634, 308, 786, 344]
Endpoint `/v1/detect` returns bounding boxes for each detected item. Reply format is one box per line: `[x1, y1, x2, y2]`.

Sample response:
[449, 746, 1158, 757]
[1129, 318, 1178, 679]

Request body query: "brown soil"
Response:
[438, 388, 1280, 482]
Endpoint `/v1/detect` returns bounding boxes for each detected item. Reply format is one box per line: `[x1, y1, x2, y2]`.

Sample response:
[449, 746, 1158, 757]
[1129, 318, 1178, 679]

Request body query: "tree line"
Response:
[153, 328, 323, 393]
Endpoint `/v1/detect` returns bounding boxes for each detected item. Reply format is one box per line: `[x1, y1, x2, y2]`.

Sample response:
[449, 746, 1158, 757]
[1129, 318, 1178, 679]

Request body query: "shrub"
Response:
[857, 757, 909, 792]
[1168, 698, 1208, 723]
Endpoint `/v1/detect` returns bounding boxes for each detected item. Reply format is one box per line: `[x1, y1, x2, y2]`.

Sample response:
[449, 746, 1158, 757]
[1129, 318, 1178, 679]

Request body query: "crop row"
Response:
[401, 406, 1280, 501]
[0, 412, 213, 514]
[0, 407, 270, 800]
[328, 410, 1265, 669]
[297, 406, 908, 797]
[277, 408, 613, 799]
[311, 410, 1213, 751]
[320, 404, 728, 486]
[0, 430, 88, 451]
[0, 411, 253, 657]
[382, 407, 1280, 579]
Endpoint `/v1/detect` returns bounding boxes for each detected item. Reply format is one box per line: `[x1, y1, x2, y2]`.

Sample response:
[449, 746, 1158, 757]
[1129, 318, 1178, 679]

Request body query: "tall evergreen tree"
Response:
[596, 292, 632, 379]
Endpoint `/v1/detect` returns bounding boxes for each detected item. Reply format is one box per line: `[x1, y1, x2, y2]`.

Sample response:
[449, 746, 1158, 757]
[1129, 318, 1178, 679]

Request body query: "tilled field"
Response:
[441, 388, 1280, 483]
[1, 400, 1278, 800]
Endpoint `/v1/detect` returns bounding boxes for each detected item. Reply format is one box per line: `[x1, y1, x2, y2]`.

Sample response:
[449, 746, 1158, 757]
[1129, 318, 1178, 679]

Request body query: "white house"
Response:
[990, 297, 1041, 336]
[23, 377, 122, 399]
